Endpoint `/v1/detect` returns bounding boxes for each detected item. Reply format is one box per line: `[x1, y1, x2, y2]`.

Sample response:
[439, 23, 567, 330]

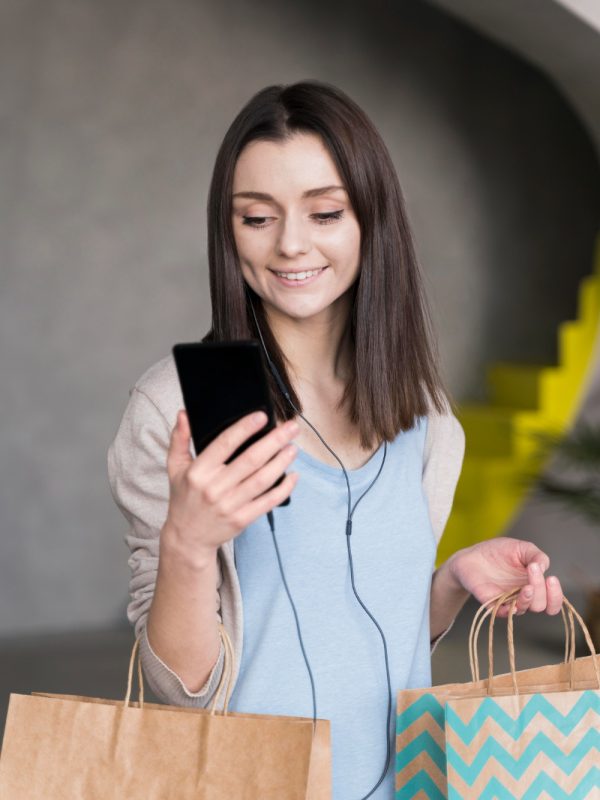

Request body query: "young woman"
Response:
[108, 80, 564, 798]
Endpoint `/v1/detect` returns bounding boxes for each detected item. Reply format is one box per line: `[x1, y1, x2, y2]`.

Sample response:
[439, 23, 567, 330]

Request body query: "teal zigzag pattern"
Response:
[396, 731, 446, 773]
[445, 691, 600, 745]
[447, 728, 599, 783]
[396, 693, 448, 796]
[448, 767, 600, 799]
[398, 692, 600, 798]
[396, 693, 445, 734]
[396, 770, 447, 799]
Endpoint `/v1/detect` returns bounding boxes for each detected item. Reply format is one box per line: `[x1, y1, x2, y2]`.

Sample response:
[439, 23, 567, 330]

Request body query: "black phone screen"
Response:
[172, 340, 290, 505]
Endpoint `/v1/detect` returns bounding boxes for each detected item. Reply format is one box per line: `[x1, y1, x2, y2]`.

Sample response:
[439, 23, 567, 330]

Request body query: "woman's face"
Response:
[231, 132, 361, 324]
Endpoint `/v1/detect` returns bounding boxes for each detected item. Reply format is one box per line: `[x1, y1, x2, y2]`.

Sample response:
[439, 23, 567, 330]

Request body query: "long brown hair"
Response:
[205, 80, 450, 448]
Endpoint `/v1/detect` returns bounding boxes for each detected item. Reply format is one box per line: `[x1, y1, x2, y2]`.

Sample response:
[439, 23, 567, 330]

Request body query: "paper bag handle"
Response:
[208, 623, 235, 716]
[502, 593, 600, 695]
[489, 591, 599, 694]
[122, 624, 235, 713]
[124, 637, 145, 709]
[469, 590, 576, 683]
[468, 588, 600, 695]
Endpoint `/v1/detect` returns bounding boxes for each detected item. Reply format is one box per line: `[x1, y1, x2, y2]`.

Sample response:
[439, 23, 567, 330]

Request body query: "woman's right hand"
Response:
[163, 409, 299, 561]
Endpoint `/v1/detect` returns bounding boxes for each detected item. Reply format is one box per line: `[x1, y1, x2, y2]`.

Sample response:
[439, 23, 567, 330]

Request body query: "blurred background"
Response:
[1, 0, 599, 728]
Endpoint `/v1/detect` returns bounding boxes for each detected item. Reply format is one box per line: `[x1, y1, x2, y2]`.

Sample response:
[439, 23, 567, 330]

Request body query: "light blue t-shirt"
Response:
[229, 416, 436, 799]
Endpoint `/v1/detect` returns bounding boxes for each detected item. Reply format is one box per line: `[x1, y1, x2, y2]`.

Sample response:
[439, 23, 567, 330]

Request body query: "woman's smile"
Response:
[269, 265, 329, 287]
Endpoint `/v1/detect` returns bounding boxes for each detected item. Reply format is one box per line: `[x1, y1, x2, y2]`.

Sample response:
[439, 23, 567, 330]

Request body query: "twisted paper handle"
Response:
[469, 591, 575, 683]
[124, 637, 145, 709]
[208, 623, 235, 716]
[468, 589, 600, 696]
[122, 625, 234, 712]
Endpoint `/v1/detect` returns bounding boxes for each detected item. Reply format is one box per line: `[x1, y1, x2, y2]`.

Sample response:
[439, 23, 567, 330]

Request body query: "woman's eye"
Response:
[313, 211, 344, 224]
[242, 216, 271, 228]
[241, 210, 345, 229]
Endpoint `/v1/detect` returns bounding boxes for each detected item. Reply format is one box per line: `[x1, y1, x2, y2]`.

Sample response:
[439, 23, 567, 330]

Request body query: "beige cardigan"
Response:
[107, 354, 465, 708]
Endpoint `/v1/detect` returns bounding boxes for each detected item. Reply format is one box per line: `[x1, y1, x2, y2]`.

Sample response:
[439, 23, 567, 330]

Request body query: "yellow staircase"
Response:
[437, 236, 600, 564]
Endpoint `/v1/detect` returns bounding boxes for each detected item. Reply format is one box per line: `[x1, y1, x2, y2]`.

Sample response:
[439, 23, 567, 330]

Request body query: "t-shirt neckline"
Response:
[293, 441, 386, 479]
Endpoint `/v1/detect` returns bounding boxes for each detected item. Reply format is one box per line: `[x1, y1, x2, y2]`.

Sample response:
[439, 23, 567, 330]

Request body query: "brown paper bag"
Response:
[0, 625, 331, 799]
[396, 591, 600, 798]
[445, 595, 600, 798]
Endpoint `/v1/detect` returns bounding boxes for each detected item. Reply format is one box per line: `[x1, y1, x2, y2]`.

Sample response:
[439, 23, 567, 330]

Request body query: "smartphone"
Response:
[172, 340, 290, 506]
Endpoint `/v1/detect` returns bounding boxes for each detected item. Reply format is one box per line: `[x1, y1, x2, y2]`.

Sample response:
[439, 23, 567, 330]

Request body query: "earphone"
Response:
[246, 289, 393, 800]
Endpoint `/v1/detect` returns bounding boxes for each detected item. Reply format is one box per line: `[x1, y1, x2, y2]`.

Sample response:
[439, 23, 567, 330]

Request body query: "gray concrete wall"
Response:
[428, 0, 600, 157]
[425, 0, 600, 599]
[1, 0, 599, 634]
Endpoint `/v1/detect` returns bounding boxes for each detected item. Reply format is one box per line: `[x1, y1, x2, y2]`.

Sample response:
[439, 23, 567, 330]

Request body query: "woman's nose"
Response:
[275, 215, 311, 258]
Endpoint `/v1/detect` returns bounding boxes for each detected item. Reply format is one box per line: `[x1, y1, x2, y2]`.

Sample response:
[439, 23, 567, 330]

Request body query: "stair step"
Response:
[457, 406, 519, 458]
[441, 244, 600, 560]
[486, 363, 547, 409]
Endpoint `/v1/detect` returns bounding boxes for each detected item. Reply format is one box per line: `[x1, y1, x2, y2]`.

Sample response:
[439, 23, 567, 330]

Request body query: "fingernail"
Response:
[287, 421, 300, 434]
[523, 587, 533, 598]
[530, 563, 540, 574]
[253, 411, 267, 425]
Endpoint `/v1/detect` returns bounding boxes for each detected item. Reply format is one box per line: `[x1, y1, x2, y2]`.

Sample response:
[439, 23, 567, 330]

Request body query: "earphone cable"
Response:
[266, 509, 318, 728]
[345, 524, 393, 797]
[249, 292, 394, 798]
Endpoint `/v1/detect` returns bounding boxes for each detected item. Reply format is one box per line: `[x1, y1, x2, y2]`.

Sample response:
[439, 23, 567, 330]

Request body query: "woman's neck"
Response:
[265, 300, 353, 389]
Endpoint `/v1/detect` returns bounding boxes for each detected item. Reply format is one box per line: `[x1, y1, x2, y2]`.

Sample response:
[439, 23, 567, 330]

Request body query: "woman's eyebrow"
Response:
[232, 185, 346, 201]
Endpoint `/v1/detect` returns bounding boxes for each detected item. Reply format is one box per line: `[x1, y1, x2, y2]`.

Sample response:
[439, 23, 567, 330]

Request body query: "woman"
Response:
[108, 80, 564, 798]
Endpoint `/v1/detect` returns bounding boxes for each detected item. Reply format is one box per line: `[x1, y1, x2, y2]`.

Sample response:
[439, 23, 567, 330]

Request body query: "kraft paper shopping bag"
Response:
[396, 590, 600, 799]
[0, 624, 332, 799]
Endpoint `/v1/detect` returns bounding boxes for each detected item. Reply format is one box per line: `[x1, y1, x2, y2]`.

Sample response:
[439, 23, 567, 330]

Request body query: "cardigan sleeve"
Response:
[422, 406, 465, 546]
[422, 402, 466, 653]
[107, 385, 226, 706]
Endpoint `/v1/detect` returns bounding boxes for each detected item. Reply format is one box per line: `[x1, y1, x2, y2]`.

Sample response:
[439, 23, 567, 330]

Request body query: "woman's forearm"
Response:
[146, 522, 221, 693]
[430, 555, 470, 640]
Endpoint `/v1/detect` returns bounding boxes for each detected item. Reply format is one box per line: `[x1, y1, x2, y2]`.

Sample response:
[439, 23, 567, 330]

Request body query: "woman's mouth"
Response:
[269, 266, 328, 287]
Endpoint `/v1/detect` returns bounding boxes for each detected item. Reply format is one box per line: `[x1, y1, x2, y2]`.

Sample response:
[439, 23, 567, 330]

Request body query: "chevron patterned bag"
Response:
[396, 590, 600, 799]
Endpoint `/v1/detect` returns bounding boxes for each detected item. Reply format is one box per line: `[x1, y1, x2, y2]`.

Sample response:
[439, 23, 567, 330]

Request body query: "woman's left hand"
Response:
[445, 537, 564, 618]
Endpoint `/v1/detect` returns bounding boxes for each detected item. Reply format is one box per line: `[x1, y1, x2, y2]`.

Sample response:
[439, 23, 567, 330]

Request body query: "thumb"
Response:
[167, 409, 193, 475]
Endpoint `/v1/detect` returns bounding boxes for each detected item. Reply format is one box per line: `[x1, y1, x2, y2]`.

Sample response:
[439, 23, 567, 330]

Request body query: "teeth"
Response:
[275, 268, 324, 280]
